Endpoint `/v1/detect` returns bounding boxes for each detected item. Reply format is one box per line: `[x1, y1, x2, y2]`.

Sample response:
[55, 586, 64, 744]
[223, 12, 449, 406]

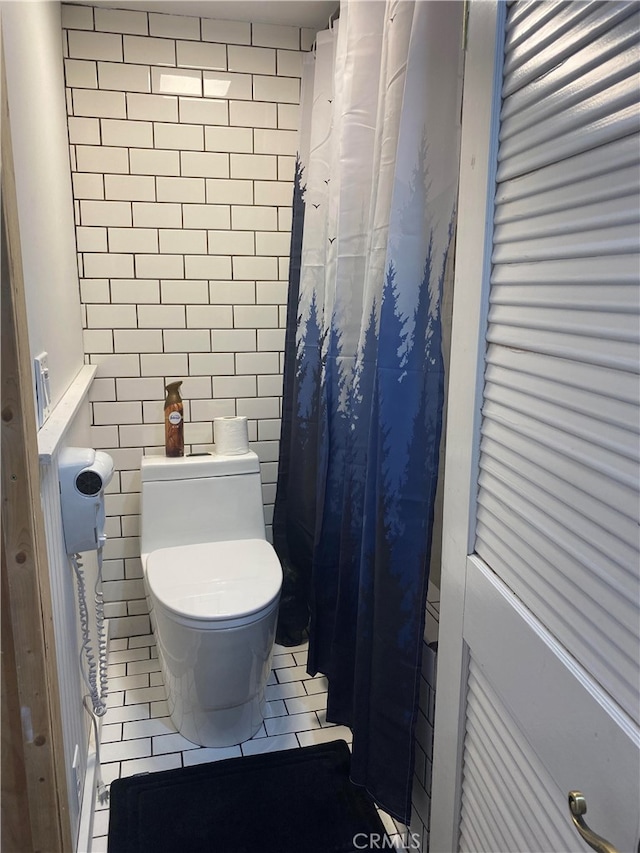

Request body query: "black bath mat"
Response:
[107, 739, 387, 853]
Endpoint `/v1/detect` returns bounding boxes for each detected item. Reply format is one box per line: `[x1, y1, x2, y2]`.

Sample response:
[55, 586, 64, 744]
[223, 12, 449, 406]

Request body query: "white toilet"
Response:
[139, 451, 282, 747]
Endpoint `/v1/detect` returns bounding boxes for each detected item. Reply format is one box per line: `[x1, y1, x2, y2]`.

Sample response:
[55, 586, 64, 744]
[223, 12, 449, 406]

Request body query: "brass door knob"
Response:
[568, 791, 620, 853]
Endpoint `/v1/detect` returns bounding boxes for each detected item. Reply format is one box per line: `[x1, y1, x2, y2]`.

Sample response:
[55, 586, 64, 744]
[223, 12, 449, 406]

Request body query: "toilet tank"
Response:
[140, 452, 267, 554]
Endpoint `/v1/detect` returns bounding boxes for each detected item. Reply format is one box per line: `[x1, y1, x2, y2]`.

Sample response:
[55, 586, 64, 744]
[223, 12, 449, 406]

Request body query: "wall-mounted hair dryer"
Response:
[59, 447, 115, 802]
[58, 447, 114, 555]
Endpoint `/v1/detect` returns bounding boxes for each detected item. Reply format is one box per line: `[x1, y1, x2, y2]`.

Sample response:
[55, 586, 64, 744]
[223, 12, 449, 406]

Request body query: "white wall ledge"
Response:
[37, 364, 96, 464]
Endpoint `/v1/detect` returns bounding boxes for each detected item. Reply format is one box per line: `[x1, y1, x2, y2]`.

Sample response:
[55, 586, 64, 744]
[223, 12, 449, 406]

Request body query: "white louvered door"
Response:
[431, 2, 640, 851]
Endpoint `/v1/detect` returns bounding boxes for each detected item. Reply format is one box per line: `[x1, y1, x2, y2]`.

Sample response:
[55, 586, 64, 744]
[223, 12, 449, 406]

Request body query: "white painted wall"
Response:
[3, 4, 95, 844]
[2, 0, 84, 410]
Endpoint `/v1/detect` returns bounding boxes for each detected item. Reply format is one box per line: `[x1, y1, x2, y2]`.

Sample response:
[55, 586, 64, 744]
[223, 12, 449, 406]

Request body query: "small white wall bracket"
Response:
[34, 351, 51, 428]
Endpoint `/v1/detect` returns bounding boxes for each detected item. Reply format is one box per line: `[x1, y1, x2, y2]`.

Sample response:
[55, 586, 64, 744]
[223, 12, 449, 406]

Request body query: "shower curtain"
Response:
[273, 0, 463, 823]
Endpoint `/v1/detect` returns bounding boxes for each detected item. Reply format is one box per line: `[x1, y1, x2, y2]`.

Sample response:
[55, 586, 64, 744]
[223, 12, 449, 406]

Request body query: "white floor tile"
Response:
[276, 664, 312, 683]
[378, 808, 399, 837]
[317, 708, 340, 727]
[109, 647, 151, 664]
[150, 699, 170, 718]
[101, 737, 151, 764]
[102, 703, 150, 724]
[149, 671, 164, 687]
[296, 727, 352, 748]
[284, 692, 327, 715]
[426, 601, 439, 619]
[93, 800, 110, 817]
[90, 834, 109, 852]
[109, 638, 128, 652]
[241, 732, 298, 755]
[126, 657, 162, 675]
[182, 745, 242, 766]
[100, 723, 123, 744]
[273, 641, 308, 655]
[264, 681, 306, 702]
[92, 808, 110, 838]
[264, 711, 320, 736]
[127, 633, 155, 648]
[393, 818, 408, 835]
[152, 731, 200, 755]
[122, 715, 176, 740]
[106, 691, 124, 708]
[263, 699, 287, 718]
[107, 663, 126, 678]
[304, 675, 329, 695]
[120, 752, 182, 777]
[109, 673, 150, 692]
[293, 650, 308, 666]
[97, 761, 121, 788]
[271, 652, 296, 668]
[125, 685, 166, 705]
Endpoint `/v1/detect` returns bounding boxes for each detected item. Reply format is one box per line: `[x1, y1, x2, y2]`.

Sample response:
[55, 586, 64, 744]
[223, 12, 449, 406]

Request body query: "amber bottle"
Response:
[164, 381, 184, 457]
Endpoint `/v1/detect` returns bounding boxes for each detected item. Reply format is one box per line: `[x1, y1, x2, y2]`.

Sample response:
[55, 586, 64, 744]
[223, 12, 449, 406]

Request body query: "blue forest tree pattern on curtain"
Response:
[275, 145, 454, 823]
[273, 0, 462, 817]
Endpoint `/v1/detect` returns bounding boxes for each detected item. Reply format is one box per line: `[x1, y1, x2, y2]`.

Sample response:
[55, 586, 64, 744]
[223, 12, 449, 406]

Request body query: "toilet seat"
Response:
[146, 539, 282, 630]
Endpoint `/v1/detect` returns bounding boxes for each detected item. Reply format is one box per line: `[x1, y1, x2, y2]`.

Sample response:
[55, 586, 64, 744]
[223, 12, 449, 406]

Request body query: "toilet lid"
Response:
[146, 539, 282, 623]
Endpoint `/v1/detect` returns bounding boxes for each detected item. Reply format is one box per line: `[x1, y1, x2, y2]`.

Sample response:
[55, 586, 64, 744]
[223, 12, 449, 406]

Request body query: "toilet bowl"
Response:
[140, 452, 283, 747]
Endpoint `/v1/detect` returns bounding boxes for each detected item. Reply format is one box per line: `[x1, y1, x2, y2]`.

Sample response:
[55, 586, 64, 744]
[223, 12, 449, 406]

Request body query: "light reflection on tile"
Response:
[152, 67, 202, 96]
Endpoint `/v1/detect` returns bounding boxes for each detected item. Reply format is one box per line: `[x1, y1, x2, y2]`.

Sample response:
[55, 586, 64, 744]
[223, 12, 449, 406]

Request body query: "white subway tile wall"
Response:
[63, 5, 303, 639]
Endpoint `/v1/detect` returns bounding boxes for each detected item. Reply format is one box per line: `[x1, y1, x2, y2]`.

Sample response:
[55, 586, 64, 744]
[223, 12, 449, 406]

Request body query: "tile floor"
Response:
[89, 636, 408, 851]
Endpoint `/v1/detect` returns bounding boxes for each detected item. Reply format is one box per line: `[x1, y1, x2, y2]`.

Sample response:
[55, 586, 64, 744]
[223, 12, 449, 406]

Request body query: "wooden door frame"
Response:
[1, 45, 72, 853]
[429, 2, 505, 850]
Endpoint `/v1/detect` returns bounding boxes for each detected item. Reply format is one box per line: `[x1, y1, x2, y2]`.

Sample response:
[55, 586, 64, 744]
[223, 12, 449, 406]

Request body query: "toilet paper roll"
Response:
[213, 416, 250, 455]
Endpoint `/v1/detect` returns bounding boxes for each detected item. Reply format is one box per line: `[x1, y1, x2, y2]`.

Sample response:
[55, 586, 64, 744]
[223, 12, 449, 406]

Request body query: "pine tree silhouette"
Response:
[376, 222, 453, 813]
[273, 153, 305, 514]
[273, 154, 320, 646]
[318, 298, 379, 692]
[346, 300, 378, 555]
[308, 309, 351, 675]
[287, 290, 323, 534]
[296, 291, 322, 441]
[396, 230, 442, 642]
[377, 261, 411, 535]
[347, 230, 446, 809]
[404, 232, 433, 376]
[331, 371, 382, 726]
[324, 314, 348, 514]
